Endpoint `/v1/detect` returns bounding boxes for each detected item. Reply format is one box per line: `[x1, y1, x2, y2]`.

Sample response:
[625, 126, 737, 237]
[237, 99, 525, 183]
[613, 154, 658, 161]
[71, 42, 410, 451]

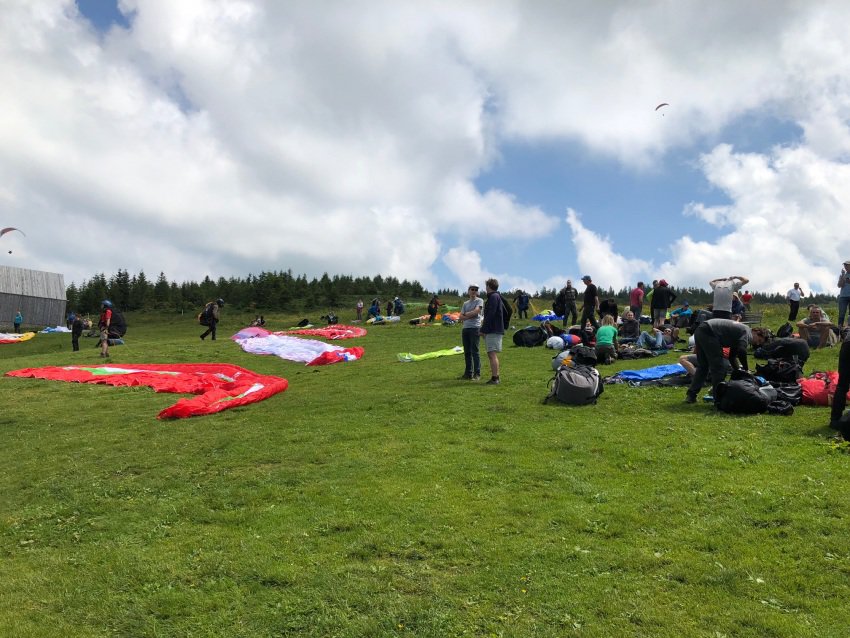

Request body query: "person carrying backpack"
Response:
[200, 298, 225, 341]
[480, 277, 506, 385]
[98, 300, 113, 358]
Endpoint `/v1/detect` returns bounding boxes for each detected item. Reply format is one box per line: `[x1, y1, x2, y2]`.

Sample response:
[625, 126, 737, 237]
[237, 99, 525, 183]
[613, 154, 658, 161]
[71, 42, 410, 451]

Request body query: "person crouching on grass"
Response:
[480, 277, 505, 385]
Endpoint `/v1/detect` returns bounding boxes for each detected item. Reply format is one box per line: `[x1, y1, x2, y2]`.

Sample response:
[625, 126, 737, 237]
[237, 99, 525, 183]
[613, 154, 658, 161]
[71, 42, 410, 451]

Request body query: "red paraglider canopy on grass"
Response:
[5, 362, 288, 419]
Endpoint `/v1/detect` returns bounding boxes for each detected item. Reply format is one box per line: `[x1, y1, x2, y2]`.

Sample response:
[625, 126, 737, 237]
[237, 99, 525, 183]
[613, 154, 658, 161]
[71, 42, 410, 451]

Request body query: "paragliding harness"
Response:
[198, 302, 216, 326]
[512, 325, 548, 347]
[107, 309, 127, 339]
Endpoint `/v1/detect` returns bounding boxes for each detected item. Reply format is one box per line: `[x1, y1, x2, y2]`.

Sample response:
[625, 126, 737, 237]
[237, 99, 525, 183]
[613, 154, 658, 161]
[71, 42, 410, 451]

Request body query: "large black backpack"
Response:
[571, 344, 598, 366]
[776, 322, 793, 338]
[544, 364, 603, 405]
[714, 371, 772, 414]
[108, 309, 127, 338]
[755, 358, 803, 384]
[500, 294, 513, 328]
[512, 326, 548, 347]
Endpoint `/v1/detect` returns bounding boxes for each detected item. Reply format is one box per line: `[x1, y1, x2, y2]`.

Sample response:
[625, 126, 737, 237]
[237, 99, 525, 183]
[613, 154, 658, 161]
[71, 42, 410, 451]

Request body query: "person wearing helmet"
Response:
[200, 298, 225, 341]
[98, 300, 113, 357]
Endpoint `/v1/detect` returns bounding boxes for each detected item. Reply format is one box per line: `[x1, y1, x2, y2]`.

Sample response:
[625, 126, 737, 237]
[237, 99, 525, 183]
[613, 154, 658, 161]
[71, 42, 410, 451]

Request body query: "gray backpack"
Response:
[544, 364, 603, 405]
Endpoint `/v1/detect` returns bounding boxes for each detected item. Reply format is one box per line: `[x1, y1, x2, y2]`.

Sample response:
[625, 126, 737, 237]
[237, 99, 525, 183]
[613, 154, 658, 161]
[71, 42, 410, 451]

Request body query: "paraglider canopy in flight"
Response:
[655, 102, 669, 111]
[1, 227, 25, 238]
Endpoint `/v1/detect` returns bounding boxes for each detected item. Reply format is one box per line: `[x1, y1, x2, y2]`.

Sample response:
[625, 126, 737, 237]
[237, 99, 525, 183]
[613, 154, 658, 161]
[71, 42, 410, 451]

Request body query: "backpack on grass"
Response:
[543, 364, 603, 406]
[512, 325, 548, 347]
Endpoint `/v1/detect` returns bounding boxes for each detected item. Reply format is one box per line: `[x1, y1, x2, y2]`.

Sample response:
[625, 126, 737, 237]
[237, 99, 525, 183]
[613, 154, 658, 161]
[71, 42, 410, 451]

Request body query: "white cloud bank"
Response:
[2, 1, 850, 293]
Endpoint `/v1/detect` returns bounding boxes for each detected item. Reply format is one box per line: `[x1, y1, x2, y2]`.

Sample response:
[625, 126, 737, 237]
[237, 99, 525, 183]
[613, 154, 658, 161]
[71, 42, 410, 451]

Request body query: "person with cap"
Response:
[457, 284, 483, 380]
[578, 275, 599, 332]
[685, 318, 752, 404]
[650, 279, 677, 329]
[98, 300, 113, 358]
[480, 277, 506, 385]
[200, 298, 225, 341]
[837, 259, 850, 328]
[709, 275, 749, 319]
[785, 282, 805, 322]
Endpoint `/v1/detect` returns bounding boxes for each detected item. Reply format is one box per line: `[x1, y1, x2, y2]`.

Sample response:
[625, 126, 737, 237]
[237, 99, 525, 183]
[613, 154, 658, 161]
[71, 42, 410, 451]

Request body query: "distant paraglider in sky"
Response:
[655, 102, 669, 116]
[1, 227, 25, 238]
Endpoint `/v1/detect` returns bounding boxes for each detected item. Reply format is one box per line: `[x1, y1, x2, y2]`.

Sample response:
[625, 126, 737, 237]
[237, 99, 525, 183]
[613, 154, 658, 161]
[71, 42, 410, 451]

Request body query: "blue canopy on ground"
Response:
[611, 364, 686, 381]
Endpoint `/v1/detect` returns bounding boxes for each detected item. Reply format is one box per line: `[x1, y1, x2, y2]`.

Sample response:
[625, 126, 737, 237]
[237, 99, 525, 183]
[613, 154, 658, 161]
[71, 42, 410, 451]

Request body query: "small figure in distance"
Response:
[516, 289, 530, 320]
[13, 310, 22, 334]
[200, 298, 224, 341]
[786, 282, 805, 322]
[427, 294, 442, 322]
[98, 300, 113, 358]
[356, 298, 364, 321]
[71, 311, 83, 352]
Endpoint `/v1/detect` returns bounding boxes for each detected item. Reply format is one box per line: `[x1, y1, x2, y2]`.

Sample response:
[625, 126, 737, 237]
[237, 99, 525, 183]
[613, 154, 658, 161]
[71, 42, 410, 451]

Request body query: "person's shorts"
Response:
[99, 328, 108, 342]
[484, 333, 503, 353]
[652, 308, 666, 322]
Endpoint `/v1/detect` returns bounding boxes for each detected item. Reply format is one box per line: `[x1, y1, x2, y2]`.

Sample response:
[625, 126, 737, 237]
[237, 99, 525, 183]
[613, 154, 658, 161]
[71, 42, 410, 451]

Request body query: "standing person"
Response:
[741, 290, 754, 311]
[554, 280, 578, 327]
[578, 275, 599, 332]
[386, 299, 394, 317]
[355, 299, 364, 321]
[13, 310, 22, 334]
[427, 294, 441, 322]
[516, 290, 530, 319]
[98, 300, 113, 358]
[651, 279, 677, 328]
[480, 278, 505, 385]
[458, 285, 483, 380]
[71, 312, 83, 352]
[368, 298, 380, 319]
[829, 331, 850, 435]
[786, 282, 804, 322]
[200, 298, 224, 341]
[709, 275, 749, 319]
[685, 318, 751, 404]
[629, 281, 645, 319]
[837, 260, 850, 328]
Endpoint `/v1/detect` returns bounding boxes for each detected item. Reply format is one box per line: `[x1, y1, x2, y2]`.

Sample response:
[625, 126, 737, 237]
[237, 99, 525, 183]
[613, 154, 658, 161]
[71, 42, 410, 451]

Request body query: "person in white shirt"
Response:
[786, 282, 804, 321]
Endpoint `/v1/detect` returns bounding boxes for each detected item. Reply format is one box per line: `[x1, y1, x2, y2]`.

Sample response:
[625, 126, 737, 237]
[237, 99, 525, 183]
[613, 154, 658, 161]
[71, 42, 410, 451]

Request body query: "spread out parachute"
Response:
[281, 324, 367, 340]
[0, 332, 35, 344]
[655, 102, 669, 111]
[5, 363, 288, 419]
[231, 328, 364, 365]
[0, 227, 25, 238]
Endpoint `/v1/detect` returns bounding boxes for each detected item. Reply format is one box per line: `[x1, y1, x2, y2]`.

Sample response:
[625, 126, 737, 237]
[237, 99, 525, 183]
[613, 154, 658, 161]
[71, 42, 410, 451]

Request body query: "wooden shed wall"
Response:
[0, 266, 67, 328]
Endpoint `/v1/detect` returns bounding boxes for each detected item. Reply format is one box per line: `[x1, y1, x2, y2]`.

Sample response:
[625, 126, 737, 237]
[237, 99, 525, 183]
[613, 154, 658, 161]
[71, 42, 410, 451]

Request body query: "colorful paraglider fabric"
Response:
[800, 371, 850, 406]
[0, 227, 25, 238]
[441, 312, 461, 325]
[282, 324, 366, 339]
[533, 310, 564, 321]
[0, 331, 35, 344]
[234, 332, 363, 365]
[397, 346, 463, 363]
[5, 363, 288, 419]
[367, 315, 400, 325]
[40, 326, 72, 333]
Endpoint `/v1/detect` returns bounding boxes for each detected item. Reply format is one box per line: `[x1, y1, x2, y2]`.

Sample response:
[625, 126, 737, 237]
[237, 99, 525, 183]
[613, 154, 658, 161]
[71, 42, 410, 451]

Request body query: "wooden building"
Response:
[0, 266, 67, 329]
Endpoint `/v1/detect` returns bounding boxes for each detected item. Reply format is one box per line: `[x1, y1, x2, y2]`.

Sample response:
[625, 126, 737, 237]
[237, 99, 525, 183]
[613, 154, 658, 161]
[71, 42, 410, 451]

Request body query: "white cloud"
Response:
[2, 0, 850, 295]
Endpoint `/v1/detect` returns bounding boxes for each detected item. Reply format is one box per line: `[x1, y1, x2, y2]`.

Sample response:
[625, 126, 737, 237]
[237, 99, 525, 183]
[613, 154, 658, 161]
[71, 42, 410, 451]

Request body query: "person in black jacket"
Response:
[651, 279, 677, 328]
[480, 278, 505, 385]
[830, 333, 850, 435]
[685, 318, 751, 404]
[751, 328, 810, 365]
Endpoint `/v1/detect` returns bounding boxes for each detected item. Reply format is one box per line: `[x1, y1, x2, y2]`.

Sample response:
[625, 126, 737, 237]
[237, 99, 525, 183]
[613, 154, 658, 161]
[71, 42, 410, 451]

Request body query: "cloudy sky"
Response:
[2, 0, 850, 295]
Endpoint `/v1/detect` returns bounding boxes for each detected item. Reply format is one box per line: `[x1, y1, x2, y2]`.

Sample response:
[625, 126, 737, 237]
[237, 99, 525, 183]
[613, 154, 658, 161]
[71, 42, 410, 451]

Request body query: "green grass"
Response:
[2, 305, 850, 637]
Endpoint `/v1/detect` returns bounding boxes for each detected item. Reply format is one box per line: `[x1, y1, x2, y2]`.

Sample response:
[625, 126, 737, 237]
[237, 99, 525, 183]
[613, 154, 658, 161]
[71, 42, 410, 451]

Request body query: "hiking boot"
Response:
[458, 374, 472, 380]
[684, 394, 696, 404]
[486, 377, 500, 385]
[471, 374, 480, 381]
[200, 335, 205, 340]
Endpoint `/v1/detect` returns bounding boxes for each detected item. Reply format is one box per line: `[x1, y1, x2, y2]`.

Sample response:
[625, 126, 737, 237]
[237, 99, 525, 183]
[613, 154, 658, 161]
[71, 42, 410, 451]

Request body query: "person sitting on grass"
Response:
[594, 314, 618, 364]
[797, 306, 838, 349]
[635, 326, 674, 351]
[751, 327, 810, 365]
[618, 310, 641, 343]
[669, 301, 692, 328]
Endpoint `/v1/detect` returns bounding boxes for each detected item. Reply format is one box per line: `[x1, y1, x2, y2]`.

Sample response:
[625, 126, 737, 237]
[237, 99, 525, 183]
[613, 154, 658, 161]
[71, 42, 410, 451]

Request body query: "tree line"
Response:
[66, 270, 839, 316]
[66, 270, 427, 315]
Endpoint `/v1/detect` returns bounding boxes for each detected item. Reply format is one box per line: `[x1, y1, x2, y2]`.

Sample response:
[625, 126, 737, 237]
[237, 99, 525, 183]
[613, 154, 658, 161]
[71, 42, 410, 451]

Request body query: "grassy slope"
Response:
[1, 306, 850, 637]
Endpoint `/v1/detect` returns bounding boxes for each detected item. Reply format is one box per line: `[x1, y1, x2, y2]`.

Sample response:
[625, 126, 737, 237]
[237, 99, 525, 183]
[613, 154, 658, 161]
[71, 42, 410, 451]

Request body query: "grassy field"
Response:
[2, 304, 850, 637]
